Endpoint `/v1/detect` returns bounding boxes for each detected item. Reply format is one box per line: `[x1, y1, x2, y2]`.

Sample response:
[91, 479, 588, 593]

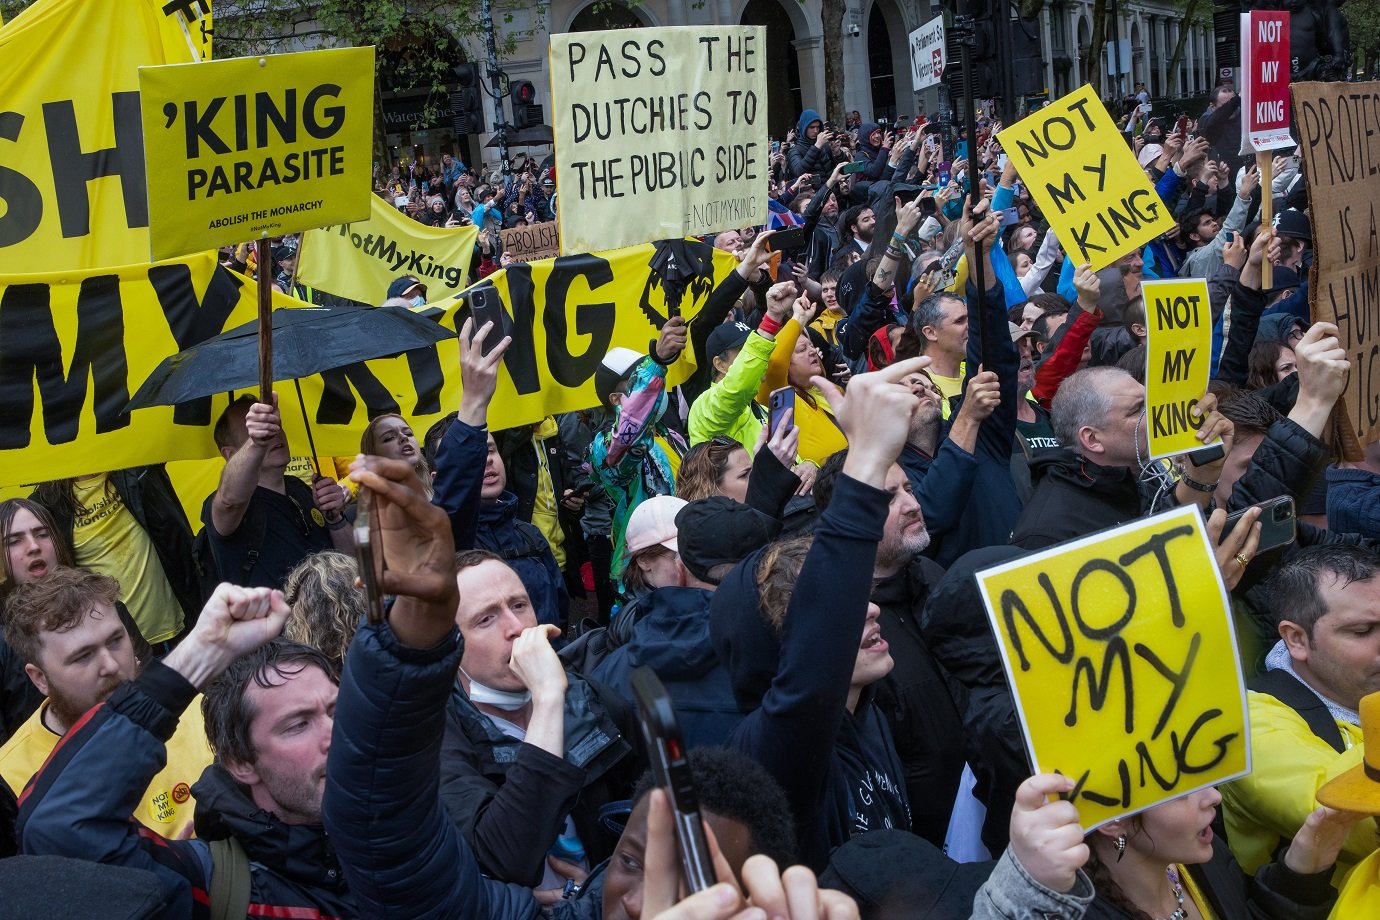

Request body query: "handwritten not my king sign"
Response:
[976, 505, 1250, 829]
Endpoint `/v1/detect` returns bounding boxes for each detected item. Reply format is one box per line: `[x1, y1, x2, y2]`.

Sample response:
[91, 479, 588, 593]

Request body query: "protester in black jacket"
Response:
[441, 549, 639, 893]
[712, 354, 933, 869]
[785, 108, 836, 183]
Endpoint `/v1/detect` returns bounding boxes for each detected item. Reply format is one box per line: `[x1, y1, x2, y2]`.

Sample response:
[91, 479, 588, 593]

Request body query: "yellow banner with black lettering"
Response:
[0, 242, 734, 486]
[976, 505, 1250, 830]
[296, 193, 479, 305]
[138, 46, 376, 261]
[0, 0, 210, 273]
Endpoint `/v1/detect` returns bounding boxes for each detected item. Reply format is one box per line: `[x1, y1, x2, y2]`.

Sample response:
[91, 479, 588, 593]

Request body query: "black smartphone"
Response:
[767, 227, 805, 251]
[1221, 496, 1296, 553]
[768, 386, 795, 434]
[1186, 443, 1225, 466]
[468, 287, 506, 356]
[630, 667, 716, 894]
[353, 489, 385, 625]
[841, 160, 868, 175]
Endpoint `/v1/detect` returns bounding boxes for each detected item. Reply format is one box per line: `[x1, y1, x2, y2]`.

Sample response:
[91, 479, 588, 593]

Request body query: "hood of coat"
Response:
[708, 547, 781, 713]
[1027, 447, 1140, 497]
[918, 544, 1025, 690]
[855, 122, 882, 157]
[622, 586, 719, 679]
[797, 108, 824, 139]
[191, 764, 345, 893]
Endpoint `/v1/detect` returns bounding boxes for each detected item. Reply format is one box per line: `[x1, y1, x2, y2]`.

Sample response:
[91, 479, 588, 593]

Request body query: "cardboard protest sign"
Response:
[998, 84, 1174, 271]
[549, 27, 768, 254]
[502, 221, 560, 262]
[0, 243, 736, 485]
[1294, 81, 1380, 448]
[977, 505, 1249, 830]
[297, 194, 478, 304]
[1240, 11, 1292, 152]
[138, 47, 375, 261]
[908, 16, 946, 93]
[0, 0, 209, 273]
[1143, 278, 1218, 460]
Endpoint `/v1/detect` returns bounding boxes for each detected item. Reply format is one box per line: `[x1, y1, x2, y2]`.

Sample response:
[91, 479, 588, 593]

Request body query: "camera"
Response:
[846, 23, 861, 37]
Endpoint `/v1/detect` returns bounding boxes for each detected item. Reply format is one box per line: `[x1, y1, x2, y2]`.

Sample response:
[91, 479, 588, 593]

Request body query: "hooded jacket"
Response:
[850, 122, 891, 185]
[18, 659, 355, 919]
[712, 474, 911, 869]
[580, 586, 741, 749]
[322, 621, 542, 919]
[1010, 449, 1149, 550]
[433, 417, 569, 628]
[439, 671, 638, 886]
[786, 109, 837, 182]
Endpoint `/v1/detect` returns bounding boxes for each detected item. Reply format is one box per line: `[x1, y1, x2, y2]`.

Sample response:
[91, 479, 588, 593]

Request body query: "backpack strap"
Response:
[207, 836, 252, 920]
[240, 500, 267, 582]
[1248, 669, 1348, 754]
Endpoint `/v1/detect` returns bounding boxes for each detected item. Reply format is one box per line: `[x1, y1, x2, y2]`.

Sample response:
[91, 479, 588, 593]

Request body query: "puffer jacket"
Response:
[322, 621, 541, 919]
[1010, 449, 1176, 551]
[785, 108, 835, 182]
[439, 672, 639, 886]
[582, 586, 742, 749]
[1326, 466, 1380, 540]
[20, 659, 355, 919]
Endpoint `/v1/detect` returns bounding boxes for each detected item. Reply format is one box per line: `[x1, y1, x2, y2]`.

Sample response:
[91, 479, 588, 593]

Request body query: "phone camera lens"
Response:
[1274, 504, 1289, 523]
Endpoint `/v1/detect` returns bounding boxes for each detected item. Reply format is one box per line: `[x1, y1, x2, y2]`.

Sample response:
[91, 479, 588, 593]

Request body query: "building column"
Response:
[793, 34, 826, 117]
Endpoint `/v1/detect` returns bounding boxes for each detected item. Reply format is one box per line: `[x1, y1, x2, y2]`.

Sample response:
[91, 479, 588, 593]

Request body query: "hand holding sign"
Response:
[1071, 263, 1100, 308]
[1009, 774, 1089, 894]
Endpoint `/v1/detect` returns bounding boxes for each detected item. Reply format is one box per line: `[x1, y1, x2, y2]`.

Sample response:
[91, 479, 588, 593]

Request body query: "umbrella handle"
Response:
[294, 378, 323, 479]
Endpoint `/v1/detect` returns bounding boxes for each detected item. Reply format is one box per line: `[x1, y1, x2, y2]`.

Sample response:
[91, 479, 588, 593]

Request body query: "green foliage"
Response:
[1346, 1, 1379, 76]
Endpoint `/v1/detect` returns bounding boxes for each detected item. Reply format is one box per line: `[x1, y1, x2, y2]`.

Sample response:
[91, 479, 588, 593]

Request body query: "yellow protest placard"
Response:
[1143, 278, 1217, 460]
[297, 194, 479, 304]
[550, 27, 768, 254]
[138, 47, 376, 261]
[998, 85, 1174, 271]
[977, 505, 1250, 830]
[0, 243, 736, 485]
[0, 0, 208, 273]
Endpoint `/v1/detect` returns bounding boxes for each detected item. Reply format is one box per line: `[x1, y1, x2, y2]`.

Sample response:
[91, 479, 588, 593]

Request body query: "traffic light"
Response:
[945, 6, 1000, 102]
[510, 80, 544, 130]
[450, 63, 484, 135]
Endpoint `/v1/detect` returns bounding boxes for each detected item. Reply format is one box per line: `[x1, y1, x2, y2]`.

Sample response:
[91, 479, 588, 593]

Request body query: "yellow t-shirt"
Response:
[929, 369, 964, 421]
[531, 417, 566, 569]
[0, 697, 214, 838]
[72, 475, 183, 643]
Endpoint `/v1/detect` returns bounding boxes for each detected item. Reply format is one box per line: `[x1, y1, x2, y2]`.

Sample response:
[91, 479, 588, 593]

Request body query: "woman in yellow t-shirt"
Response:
[757, 298, 846, 468]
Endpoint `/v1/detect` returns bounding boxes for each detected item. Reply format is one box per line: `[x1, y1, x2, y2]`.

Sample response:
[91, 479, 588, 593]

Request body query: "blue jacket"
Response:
[898, 440, 978, 544]
[1326, 467, 1380, 540]
[19, 659, 353, 919]
[433, 418, 569, 628]
[586, 586, 742, 750]
[322, 621, 540, 919]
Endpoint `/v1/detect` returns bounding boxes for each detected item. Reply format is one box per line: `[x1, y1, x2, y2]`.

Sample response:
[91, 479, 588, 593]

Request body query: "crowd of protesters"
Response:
[2, 80, 1380, 920]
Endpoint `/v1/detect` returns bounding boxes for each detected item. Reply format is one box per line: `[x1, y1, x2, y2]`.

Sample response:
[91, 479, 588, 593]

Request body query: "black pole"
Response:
[953, 4, 988, 367]
[481, 0, 510, 177]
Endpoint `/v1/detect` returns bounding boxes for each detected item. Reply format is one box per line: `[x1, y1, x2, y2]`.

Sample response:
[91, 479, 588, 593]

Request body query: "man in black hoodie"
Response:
[710, 351, 935, 870]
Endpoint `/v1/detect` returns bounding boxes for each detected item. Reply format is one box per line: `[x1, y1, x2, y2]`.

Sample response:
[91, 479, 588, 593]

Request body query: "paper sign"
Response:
[501, 221, 561, 262]
[1143, 278, 1218, 460]
[908, 16, 946, 93]
[1294, 80, 1380, 448]
[139, 47, 376, 261]
[998, 84, 1174, 271]
[1241, 12, 1292, 151]
[977, 505, 1250, 830]
[549, 27, 768, 254]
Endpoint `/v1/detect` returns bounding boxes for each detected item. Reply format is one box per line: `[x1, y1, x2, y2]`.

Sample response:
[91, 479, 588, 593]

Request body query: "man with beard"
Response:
[17, 578, 366, 915]
[0, 567, 211, 838]
[812, 456, 967, 846]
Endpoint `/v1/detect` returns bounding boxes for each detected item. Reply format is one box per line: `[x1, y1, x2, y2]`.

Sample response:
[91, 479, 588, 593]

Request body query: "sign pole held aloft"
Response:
[952, 5, 988, 366]
[1257, 151, 1274, 291]
[256, 237, 274, 404]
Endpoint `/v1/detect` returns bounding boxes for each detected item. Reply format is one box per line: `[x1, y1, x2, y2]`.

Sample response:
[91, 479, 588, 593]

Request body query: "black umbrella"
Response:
[127, 305, 456, 470]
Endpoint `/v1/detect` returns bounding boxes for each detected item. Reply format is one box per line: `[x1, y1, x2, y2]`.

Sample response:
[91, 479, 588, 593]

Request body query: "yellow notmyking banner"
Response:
[0, 243, 737, 486]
